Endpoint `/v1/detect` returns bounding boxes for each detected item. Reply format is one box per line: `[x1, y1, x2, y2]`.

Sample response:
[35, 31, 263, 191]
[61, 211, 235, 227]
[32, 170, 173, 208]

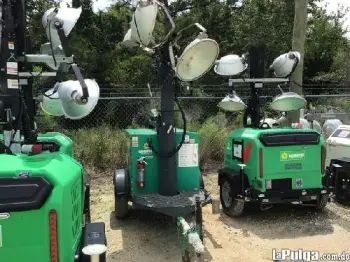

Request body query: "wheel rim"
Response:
[222, 181, 232, 207]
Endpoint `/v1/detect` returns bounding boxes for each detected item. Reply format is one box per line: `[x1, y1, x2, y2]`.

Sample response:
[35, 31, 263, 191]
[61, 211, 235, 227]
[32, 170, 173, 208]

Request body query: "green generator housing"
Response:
[223, 127, 326, 192]
[218, 127, 333, 217]
[125, 128, 200, 193]
[0, 132, 106, 262]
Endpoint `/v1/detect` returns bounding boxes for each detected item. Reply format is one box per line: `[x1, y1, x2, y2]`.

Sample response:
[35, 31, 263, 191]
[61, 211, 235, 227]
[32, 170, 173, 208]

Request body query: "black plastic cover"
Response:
[0, 176, 52, 212]
[259, 132, 320, 147]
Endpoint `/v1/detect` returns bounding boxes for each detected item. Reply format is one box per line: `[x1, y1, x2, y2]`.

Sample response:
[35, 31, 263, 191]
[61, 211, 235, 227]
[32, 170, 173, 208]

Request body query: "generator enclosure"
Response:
[0, 133, 106, 262]
[125, 128, 201, 194]
[222, 128, 326, 193]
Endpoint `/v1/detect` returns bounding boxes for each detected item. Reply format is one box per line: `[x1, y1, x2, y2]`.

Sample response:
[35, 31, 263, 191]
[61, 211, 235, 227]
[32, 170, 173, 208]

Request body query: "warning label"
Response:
[7, 79, 19, 89]
[6, 62, 18, 75]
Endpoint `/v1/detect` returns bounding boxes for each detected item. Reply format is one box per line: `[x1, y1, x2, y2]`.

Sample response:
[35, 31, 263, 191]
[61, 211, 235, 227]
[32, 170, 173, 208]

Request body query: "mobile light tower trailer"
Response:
[304, 110, 350, 205]
[213, 45, 347, 217]
[113, 0, 218, 260]
[0, 1, 107, 261]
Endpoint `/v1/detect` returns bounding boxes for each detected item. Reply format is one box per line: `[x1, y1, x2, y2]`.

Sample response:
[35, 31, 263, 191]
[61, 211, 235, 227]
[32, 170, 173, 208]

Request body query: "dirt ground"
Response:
[90, 174, 350, 262]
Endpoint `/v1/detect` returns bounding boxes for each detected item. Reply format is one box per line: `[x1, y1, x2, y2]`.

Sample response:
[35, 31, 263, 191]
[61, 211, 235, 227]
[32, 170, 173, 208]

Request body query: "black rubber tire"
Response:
[200, 174, 205, 189]
[315, 194, 328, 210]
[114, 195, 129, 219]
[219, 177, 245, 217]
[335, 196, 350, 206]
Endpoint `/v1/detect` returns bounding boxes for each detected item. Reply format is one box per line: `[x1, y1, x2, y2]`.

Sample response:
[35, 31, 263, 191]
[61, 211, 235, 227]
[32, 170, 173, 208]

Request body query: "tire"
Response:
[335, 195, 350, 206]
[200, 174, 205, 189]
[219, 177, 245, 217]
[315, 194, 328, 210]
[114, 195, 129, 219]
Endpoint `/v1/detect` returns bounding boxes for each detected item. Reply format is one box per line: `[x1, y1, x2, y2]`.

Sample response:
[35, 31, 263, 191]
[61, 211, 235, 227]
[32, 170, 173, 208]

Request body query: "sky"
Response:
[318, 0, 350, 37]
[61, 0, 350, 37]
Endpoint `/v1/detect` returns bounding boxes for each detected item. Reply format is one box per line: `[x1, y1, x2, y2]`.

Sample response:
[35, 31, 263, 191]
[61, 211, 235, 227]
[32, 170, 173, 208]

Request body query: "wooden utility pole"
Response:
[288, 0, 308, 123]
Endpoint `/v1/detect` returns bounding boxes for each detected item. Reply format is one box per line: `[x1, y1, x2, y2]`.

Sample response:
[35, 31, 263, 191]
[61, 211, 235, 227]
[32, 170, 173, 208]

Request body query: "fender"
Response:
[113, 169, 130, 196]
[218, 168, 249, 196]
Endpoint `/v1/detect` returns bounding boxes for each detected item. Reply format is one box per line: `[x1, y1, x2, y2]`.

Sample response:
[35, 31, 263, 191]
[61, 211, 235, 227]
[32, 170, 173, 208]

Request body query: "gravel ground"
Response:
[90, 174, 350, 262]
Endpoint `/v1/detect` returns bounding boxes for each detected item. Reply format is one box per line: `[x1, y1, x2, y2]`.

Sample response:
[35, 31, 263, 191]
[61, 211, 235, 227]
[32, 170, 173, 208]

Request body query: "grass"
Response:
[56, 112, 237, 174]
[70, 125, 128, 171]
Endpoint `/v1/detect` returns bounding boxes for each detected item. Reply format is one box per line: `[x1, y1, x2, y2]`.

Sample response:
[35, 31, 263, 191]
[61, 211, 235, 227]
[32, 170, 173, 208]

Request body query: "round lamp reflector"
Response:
[176, 38, 219, 82]
[271, 52, 300, 78]
[57, 79, 100, 120]
[122, 29, 139, 48]
[40, 87, 64, 116]
[214, 54, 247, 76]
[131, 3, 157, 46]
[40, 43, 65, 70]
[218, 94, 246, 112]
[270, 92, 306, 112]
[323, 119, 343, 137]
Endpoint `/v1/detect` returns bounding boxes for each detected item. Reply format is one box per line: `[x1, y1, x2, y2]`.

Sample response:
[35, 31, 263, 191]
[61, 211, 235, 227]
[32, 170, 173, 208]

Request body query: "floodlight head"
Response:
[323, 119, 343, 137]
[122, 29, 139, 48]
[176, 34, 219, 82]
[40, 86, 64, 116]
[214, 54, 248, 76]
[130, 1, 158, 47]
[260, 118, 277, 128]
[40, 43, 68, 71]
[270, 51, 300, 78]
[218, 91, 246, 112]
[57, 79, 100, 120]
[312, 120, 322, 133]
[42, 6, 82, 49]
[270, 91, 306, 112]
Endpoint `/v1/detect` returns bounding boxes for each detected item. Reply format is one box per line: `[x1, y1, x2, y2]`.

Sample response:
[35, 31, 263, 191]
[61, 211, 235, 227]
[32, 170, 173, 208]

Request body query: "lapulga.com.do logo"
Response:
[272, 248, 350, 261]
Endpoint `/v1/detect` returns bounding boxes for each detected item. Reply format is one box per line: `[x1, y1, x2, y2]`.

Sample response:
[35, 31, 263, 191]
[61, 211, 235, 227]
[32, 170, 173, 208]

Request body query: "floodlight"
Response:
[40, 86, 64, 116]
[40, 43, 70, 71]
[270, 51, 300, 78]
[122, 29, 139, 48]
[57, 79, 100, 120]
[323, 119, 343, 137]
[42, 6, 82, 49]
[41, 79, 100, 120]
[130, 1, 158, 47]
[312, 120, 322, 133]
[261, 118, 277, 128]
[276, 115, 288, 126]
[270, 85, 306, 112]
[175, 27, 219, 82]
[218, 91, 246, 112]
[125, 0, 175, 49]
[214, 55, 248, 76]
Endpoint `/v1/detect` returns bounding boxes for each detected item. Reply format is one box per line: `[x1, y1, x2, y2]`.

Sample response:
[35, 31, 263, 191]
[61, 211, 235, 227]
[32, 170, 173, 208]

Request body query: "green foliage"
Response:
[197, 116, 228, 169]
[36, 109, 61, 132]
[26, 0, 350, 89]
[70, 125, 128, 170]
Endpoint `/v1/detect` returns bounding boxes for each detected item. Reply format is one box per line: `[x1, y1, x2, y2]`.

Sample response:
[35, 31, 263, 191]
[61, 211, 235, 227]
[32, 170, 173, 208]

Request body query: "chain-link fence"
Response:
[35, 83, 350, 131]
[32, 84, 350, 173]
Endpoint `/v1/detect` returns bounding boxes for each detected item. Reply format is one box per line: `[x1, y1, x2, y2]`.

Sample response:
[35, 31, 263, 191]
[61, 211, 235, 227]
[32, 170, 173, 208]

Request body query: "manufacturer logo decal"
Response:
[280, 151, 305, 161]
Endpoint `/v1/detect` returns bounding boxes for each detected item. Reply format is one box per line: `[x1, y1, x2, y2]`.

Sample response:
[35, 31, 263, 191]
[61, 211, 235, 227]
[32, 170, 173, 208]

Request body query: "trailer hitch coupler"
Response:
[82, 244, 107, 262]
